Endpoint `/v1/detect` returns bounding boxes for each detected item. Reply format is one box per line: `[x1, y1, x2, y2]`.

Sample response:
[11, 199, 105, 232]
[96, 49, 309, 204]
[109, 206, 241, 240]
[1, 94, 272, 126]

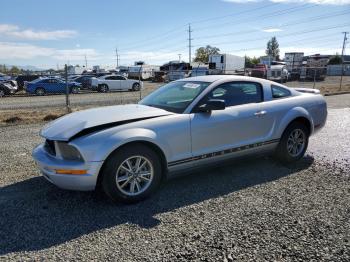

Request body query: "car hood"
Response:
[40, 104, 173, 141]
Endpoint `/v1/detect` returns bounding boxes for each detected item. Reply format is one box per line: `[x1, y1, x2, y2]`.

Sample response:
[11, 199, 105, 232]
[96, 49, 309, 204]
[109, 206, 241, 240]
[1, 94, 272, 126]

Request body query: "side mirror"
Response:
[197, 99, 225, 113]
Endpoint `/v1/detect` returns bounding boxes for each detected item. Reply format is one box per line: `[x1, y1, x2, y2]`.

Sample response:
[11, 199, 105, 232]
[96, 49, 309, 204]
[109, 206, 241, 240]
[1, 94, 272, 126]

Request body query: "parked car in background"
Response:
[0, 81, 18, 97]
[25, 78, 81, 96]
[90, 75, 142, 92]
[69, 75, 94, 89]
[16, 75, 41, 90]
[0, 73, 11, 81]
[32, 75, 327, 203]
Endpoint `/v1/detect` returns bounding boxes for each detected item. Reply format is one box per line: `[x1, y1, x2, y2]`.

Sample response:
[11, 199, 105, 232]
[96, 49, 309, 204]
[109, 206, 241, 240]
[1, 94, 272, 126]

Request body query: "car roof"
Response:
[179, 75, 273, 85]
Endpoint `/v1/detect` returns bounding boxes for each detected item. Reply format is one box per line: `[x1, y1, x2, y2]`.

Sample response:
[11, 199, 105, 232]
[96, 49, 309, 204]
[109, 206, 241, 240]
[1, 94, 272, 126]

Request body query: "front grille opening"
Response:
[44, 139, 56, 156]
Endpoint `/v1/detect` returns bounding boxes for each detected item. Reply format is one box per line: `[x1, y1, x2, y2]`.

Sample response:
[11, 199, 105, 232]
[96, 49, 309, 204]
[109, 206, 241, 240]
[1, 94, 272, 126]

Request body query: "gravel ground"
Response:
[0, 106, 349, 261]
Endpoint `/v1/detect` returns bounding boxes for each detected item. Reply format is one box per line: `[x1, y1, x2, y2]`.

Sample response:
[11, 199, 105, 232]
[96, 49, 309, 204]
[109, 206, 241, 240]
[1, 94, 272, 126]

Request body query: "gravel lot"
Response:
[0, 99, 349, 261]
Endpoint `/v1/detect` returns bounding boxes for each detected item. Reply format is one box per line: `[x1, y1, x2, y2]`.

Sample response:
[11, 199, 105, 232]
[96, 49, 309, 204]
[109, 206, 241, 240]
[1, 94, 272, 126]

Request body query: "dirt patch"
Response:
[4, 116, 23, 124]
[42, 114, 64, 121]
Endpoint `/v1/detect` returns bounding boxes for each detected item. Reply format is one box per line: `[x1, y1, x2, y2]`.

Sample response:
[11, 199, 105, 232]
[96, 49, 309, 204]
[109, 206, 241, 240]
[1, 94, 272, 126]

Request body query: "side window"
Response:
[206, 82, 263, 107]
[105, 76, 114, 80]
[116, 76, 125, 80]
[271, 85, 291, 99]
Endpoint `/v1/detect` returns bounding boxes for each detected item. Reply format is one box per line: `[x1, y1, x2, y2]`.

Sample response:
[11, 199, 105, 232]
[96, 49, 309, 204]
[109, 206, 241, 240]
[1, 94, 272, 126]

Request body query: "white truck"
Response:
[208, 54, 245, 75]
[128, 65, 159, 80]
[269, 64, 289, 83]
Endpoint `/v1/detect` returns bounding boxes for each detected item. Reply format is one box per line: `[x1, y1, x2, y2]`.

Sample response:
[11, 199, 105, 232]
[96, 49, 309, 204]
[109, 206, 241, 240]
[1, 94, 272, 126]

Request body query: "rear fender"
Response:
[275, 107, 314, 138]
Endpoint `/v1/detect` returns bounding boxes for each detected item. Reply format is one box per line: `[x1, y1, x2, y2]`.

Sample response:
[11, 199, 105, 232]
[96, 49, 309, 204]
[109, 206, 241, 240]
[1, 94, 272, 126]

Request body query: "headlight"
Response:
[56, 142, 84, 161]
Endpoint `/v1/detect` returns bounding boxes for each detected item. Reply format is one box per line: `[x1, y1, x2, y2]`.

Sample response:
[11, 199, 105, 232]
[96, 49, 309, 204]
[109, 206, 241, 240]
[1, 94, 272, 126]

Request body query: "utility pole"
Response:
[340, 32, 348, 90]
[188, 24, 193, 63]
[116, 48, 119, 68]
[84, 55, 88, 68]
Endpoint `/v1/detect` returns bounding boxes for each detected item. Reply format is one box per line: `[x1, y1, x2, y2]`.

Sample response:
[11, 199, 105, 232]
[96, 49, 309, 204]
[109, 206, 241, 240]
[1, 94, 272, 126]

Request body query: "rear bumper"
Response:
[32, 144, 103, 191]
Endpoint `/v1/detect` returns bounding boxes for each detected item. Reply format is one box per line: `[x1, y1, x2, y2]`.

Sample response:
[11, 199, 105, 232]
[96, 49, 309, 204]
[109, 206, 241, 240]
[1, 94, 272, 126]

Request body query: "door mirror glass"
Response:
[197, 99, 225, 112]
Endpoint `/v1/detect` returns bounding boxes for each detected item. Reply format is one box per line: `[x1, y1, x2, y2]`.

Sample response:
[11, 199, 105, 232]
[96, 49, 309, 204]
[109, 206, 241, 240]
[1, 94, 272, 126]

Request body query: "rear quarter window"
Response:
[271, 85, 291, 99]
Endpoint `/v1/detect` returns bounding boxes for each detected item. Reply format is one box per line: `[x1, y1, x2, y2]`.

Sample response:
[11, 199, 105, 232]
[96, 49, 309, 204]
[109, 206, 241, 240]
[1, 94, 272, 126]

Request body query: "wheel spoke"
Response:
[117, 175, 129, 183]
[120, 177, 132, 189]
[130, 180, 136, 193]
[125, 160, 133, 171]
[120, 165, 131, 173]
[135, 157, 142, 170]
[135, 180, 141, 192]
[136, 160, 147, 172]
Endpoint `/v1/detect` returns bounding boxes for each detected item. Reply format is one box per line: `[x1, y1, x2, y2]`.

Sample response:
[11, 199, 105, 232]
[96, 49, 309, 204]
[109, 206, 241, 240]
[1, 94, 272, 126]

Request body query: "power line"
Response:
[118, 3, 313, 52]
[194, 3, 315, 32]
[193, 23, 350, 48]
[340, 31, 348, 90]
[117, 3, 279, 50]
[195, 9, 350, 40]
[190, 2, 278, 25]
[118, 24, 187, 50]
[117, 2, 331, 55]
[188, 24, 193, 63]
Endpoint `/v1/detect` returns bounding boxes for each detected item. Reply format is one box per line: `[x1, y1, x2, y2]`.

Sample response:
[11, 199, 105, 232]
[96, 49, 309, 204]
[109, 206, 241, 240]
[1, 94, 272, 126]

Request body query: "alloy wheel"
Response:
[115, 156, 154, 196]
[287, 129, 305, 157]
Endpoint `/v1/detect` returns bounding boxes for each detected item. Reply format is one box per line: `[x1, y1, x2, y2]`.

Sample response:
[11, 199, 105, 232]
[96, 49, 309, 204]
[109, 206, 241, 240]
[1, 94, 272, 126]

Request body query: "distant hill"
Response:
[4, 64, 45, 71]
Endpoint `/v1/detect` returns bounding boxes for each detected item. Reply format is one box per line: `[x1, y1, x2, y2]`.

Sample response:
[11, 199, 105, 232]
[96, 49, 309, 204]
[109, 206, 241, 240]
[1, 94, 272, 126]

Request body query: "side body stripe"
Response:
[168, 139, 280, 167]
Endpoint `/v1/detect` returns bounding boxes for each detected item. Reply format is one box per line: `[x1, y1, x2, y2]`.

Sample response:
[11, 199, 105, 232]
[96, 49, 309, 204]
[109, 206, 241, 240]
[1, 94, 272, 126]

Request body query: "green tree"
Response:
[328, 54, 342, 65]
[245, 56, 260, 68]
[0, 64, 7, 74]
[266, 36, 280, 60]
[194, 45, 220, 63]
[9, 66, 21, 75]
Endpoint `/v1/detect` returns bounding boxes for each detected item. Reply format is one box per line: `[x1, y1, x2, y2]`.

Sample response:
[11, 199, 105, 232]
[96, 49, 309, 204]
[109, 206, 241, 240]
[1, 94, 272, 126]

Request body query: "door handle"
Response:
[254, 110, 267, 116]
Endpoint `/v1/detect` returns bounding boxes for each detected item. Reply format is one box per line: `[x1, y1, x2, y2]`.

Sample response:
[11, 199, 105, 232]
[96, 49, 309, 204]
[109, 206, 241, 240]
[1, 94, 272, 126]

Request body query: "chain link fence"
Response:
[0, 67, 349, 126]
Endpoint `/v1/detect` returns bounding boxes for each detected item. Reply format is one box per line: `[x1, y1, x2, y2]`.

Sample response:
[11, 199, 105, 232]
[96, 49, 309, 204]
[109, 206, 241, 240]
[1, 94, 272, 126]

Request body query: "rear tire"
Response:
[35, 87, 45, 96]
[275, 122, 309, 164]
[0, 89, 5, 98]
[102, 144, 162, 203]
[98, 84, 109, 93]
[71, 86, 79, 94]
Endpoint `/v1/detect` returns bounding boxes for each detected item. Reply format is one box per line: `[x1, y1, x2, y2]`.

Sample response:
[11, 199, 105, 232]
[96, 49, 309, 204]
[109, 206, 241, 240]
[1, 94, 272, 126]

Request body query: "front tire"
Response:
[102, 144, 162, 203]
[35, 87, 45, 96]
[275, 122, 309, 164]
[132, 82, 141, 91]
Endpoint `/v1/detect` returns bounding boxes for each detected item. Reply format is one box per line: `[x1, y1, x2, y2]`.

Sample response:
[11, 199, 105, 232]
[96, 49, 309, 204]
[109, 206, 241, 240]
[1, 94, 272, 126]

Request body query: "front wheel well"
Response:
[96, 141, 168, 189]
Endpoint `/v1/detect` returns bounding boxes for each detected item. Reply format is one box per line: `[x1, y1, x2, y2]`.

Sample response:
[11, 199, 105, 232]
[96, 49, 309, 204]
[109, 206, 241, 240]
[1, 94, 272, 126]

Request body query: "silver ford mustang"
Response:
[33, 75, 327, 203]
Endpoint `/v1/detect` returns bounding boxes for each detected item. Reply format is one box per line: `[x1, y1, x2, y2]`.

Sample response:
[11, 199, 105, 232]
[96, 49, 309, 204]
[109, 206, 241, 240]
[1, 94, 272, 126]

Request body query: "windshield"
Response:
[139, 81, 210, 113]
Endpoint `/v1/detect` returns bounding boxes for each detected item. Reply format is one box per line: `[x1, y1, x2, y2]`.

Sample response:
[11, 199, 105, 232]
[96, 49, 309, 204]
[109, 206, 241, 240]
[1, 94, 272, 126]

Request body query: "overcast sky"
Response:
[0, 0, 349, 69]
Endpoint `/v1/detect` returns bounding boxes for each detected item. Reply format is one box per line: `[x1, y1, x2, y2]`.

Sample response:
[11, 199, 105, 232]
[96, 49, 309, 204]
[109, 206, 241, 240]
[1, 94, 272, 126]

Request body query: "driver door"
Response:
[190, 81, 270, 164]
